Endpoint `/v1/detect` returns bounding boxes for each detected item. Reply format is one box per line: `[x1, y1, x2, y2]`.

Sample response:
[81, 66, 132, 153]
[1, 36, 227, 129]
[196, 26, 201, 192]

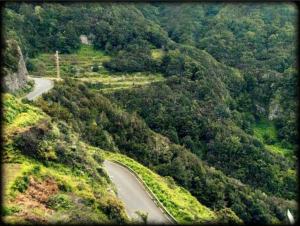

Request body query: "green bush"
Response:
[10, 172, 30, 194]
[77, 182, 86, 191]
[92, 64, 99, 72]
[2, 40, 20, 74]
[93, 151, 105, 164]
[26, 59, 37, 72]
[263, 134, 276, 145]
[216, 208, 244, 224]
[98, 197, 128, 224]
[21, 97, 34, 105]
[57, 180, 73, 192]
[68, 65, 77, 75]
[2, 205, 20, 216]
[48, 194, 72, 211]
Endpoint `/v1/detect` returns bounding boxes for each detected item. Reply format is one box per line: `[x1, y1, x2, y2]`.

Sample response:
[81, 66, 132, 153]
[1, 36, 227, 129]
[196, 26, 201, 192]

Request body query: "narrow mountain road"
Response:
[25, 77, 54, 100]
[104, 161, 173, 225]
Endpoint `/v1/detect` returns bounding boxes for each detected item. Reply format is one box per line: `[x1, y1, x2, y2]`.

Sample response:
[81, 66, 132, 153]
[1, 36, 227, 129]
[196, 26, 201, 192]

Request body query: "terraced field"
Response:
[30, 45, 111, 78]
[30, 45, 165, 92]
[80, 73, 165, 93]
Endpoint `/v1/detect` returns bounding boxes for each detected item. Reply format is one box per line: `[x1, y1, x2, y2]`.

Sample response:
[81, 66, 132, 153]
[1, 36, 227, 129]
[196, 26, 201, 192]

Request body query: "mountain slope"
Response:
[2, 94, 128, 224]
[34, 78, 297, 224]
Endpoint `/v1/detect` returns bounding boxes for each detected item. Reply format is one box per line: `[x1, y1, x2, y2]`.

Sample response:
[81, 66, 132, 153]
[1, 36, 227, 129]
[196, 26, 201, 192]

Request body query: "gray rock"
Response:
[3, 42, 33, 93]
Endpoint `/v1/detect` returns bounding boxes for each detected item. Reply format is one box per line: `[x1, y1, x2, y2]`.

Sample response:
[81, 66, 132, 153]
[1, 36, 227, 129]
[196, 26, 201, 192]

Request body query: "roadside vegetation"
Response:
[105, 154, 215, 224]
[104, 152, 243, 224]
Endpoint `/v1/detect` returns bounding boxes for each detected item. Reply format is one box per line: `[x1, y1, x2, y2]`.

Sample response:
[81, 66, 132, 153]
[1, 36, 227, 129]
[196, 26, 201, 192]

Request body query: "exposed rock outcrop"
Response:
[79, 35, 92, 45]
[2, 41, 32, 93]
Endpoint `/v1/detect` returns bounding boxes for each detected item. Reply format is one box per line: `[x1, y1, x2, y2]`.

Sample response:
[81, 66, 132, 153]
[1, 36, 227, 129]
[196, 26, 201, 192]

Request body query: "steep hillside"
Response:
[34, 79, 297, 224]
[2, 94, 128, 224]
[136, 2, 298, 146]
[1, 93, 234, 225]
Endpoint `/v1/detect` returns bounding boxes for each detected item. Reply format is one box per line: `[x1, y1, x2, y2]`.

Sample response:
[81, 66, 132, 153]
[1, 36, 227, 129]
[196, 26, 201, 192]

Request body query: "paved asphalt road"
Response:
[25, 77, 54, 100]
[104, 161, 173, 225]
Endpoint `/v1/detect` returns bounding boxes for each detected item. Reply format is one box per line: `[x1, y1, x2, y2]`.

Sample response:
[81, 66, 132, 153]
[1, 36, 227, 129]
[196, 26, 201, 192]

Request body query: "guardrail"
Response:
[109, 159, 181, 225]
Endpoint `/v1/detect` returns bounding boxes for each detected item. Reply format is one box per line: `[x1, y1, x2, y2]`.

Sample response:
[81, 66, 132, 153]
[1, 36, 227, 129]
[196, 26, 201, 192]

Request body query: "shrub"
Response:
[26, 59, 37, 72]
[93, 151, 105, 164]
[1, 205, 20, 216]
[14, 131, 39, 156]
[135, 210, 148, 224]
[92, 64, 99, 72]
[2, 40, 20, 74]
[37, 61, 46, 76]
[57, 181, 72, 192]
[98, 197, 128, 224]
[21, 97, 34, 105]
[10, 172, 30, 194]
[48, 194, 72, 211]
[68, 65, 77, 75]
[263, 133, 276, 145]
[77, 182, 86, 191]
[216, 208, 244, 224]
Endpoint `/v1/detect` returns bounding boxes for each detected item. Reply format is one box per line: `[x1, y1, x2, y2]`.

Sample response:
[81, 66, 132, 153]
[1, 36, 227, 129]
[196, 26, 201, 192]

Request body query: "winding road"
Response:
[25, 77, 54, 100]
[104, 161, 173, 225]
[24, 77, 173, 224]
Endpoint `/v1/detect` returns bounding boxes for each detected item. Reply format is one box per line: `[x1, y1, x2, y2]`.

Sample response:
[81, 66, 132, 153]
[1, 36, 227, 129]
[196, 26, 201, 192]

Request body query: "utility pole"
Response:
[287, 209, 295, 225]
[55, 50, 60, 79]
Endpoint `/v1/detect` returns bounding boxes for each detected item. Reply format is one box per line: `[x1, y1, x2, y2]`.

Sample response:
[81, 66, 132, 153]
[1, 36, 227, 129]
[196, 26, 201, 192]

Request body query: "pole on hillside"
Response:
[287, 209, 295, 224]
[55, 50, 60, 79]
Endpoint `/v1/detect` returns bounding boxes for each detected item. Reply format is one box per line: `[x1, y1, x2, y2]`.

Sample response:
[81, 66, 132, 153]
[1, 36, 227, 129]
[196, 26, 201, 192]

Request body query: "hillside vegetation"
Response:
[2, 2, 298, 225]
[2, 94, 128, 224]
[34, 78, 297, 224]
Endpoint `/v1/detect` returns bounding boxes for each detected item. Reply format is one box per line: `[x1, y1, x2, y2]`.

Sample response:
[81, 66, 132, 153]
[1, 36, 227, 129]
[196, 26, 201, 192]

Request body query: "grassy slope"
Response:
[253, 118, 293, 158]
[104, 151, 218, 224]
[2, 94, 126, 224]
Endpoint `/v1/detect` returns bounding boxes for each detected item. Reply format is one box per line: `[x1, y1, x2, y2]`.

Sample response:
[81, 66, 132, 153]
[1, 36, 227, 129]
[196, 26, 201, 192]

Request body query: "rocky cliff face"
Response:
[3, 42, 32, 93]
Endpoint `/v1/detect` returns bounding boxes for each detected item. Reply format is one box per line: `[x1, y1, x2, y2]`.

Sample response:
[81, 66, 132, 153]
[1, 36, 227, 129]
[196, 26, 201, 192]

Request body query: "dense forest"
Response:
[2, 2, 298, 225]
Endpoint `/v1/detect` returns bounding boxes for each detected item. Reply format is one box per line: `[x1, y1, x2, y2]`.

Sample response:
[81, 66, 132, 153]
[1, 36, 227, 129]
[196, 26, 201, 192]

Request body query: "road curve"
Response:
[25, 77, 54, 100]
[104, 161, 173, 225]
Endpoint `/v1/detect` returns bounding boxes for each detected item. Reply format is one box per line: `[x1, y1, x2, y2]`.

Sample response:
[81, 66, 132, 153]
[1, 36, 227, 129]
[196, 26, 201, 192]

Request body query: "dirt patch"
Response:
[12, 126, 33, 136]
[4, 125, 33, 138]
[4, 175, 60, 224]
[15, 176, 59, 212]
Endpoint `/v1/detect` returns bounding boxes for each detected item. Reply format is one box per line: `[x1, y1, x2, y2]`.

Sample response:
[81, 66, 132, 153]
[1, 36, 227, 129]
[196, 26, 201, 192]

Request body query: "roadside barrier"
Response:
[109, 159, 181, 225]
